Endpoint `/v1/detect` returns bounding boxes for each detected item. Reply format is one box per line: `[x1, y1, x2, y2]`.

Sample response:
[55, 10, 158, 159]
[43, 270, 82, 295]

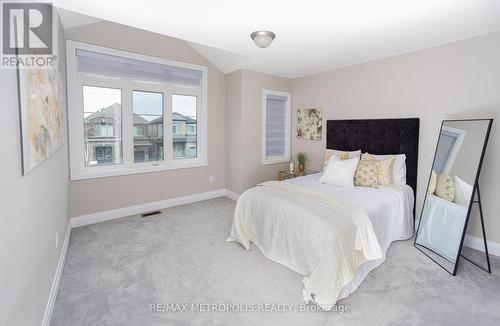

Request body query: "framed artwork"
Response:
[17, 67, 63, 175]
[297, 108, 322, 140]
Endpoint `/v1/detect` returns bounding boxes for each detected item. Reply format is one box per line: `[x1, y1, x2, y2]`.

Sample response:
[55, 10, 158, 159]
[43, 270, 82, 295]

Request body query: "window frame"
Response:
[261, 89, 291, 165]
[440, 125, 467, 174]
[66, 40, 208, 180]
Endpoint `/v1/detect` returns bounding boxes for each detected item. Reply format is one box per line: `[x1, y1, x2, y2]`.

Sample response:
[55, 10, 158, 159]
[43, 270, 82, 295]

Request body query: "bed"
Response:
[415, 194, 468, 262]
[228, 118, 420, 308]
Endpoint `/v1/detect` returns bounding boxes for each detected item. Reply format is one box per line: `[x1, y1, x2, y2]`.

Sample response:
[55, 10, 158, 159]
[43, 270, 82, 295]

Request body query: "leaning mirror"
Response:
[415, 119, 493, 275]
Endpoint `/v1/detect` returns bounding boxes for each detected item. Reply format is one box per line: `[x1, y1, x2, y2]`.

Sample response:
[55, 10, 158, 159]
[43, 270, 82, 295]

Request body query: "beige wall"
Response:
[64, 22, 500, 242]
[0, 21, 69, 325]
[291, 32, 500, 243]
[65, 21, 226, 217]
[225, 70, 243, 193]
[448, 120, 490, 185]
[225, 70, 292, 194]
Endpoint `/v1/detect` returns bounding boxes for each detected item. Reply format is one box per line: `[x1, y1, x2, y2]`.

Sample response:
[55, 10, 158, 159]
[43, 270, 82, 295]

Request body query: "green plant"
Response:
[297, 152, 307, 165]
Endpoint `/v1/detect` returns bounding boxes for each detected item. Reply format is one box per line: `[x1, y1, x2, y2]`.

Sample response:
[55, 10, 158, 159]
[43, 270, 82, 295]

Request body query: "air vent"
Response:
[141, 211, 162, 218]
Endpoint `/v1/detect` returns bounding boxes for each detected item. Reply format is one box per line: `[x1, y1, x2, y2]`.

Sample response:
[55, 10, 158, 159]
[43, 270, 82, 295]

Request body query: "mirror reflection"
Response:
[415, 120, 491, 274]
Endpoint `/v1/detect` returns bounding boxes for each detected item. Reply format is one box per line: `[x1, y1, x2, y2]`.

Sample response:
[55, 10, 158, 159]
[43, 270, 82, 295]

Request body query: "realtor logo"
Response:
[1, 1, 57, 68]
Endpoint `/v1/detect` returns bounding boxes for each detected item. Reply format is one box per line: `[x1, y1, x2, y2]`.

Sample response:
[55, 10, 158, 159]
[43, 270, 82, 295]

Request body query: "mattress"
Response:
[286, 173, 414, 300]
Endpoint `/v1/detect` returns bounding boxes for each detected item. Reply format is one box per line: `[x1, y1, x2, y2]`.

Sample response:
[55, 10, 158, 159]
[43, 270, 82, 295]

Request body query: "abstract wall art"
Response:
[297, 108, 322, 140]
[18, 67, 63, 174]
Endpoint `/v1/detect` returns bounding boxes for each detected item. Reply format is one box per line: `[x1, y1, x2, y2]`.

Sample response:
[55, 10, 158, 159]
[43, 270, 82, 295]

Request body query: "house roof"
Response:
[86, 103, 196, 124]
[172, 112, 196, 123]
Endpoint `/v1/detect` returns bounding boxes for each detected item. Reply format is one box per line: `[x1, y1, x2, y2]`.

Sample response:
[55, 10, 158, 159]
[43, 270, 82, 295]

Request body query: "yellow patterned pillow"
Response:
[362, 154, 395, 185]
[338, 151, 349, 160]
[428, 170, 437, 193]
[354, 160, 379, 187]
[324, 150, 349, 168]
[435, 174, 455, 202]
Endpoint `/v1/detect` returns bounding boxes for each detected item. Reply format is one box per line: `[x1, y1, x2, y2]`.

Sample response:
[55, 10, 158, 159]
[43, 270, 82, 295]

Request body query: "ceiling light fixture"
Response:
[250, 30, 276, 48]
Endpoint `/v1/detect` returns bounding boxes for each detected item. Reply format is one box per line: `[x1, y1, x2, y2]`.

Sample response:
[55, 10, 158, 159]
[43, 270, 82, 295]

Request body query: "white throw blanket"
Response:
[227, 181, 382, 308]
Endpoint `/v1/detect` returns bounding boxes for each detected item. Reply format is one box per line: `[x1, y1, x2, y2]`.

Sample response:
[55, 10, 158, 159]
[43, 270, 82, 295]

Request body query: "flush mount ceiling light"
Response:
[250, 30, 276, 48]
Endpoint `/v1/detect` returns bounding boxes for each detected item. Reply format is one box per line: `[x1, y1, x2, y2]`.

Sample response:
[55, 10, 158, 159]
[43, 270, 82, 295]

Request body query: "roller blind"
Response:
[434, 130, 458, 174]
[265, 94, 288, 158]
[76, 49, 202, 88]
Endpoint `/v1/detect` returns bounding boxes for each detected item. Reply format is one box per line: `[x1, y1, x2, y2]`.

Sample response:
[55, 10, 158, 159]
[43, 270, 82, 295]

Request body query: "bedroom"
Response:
[1, 0, 499, 325]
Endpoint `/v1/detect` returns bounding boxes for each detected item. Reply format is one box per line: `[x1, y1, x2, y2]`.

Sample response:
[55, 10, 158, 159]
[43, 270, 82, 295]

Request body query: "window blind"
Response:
[266, 94, 288, 158]
[434, 130, 458, 174]
[76, 49, 202, 88]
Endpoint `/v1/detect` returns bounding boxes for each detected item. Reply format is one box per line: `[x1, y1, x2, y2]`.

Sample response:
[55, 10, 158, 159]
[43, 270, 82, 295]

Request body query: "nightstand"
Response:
[278, 169, 320, 181]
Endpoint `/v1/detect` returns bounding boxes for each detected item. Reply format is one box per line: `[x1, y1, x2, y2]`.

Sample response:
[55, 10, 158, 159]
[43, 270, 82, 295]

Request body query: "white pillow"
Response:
[323, 149, 361, 169]
[319, 155, 359, 189]
[454, 176, 473, 206]
[361, 153, 406, 185]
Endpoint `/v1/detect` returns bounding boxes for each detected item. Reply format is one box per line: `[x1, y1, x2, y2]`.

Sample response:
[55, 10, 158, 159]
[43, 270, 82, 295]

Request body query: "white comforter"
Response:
[228, 173, 414, 306]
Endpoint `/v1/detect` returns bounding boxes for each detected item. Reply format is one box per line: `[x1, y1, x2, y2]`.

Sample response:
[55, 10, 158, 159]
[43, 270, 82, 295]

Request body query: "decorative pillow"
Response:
[454, 176, 473, 206]
[362, 154, 395, 185]
[361, 153, 406, 185]
[354, 160, 379, 187]
[319, 155, 359, 189]
[435, 174, 455, 202]
[428, 170, 437, 194]
[323, 149, 361, 168]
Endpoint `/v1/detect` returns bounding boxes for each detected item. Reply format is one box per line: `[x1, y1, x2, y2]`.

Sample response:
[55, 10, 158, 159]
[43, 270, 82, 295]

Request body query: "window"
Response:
[434, 126, 466, 174]
[83, 86, 122, 167]
[262, 89, 291, 164]
[67, 41, 208, 180]
[133, 91, 164, 163]
[172, 94, 197, 159]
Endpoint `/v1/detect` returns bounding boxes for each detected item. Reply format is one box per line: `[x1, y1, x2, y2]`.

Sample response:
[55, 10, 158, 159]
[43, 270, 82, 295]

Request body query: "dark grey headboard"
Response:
[326, 118, 420, 209]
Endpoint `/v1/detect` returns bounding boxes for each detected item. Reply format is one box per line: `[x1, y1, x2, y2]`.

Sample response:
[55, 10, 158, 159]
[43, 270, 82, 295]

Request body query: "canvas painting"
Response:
[297, 108, 322, 140]
[18, 68, 63, 174]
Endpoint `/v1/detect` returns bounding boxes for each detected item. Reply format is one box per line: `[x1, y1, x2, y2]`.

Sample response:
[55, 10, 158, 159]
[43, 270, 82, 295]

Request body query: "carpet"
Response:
[51, 197, 500, 326]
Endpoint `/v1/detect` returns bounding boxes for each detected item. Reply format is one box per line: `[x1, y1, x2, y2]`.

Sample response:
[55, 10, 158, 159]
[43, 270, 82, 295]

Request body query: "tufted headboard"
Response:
[326, 118, 420, 211]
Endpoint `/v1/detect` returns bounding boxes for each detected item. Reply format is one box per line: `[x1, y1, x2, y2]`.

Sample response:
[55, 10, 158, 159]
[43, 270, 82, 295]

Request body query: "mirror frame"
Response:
[414, 118, 493, 275]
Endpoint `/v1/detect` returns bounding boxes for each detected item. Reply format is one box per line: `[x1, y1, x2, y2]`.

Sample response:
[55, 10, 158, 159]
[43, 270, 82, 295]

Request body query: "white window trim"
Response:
[441, 125, 467, 175]
[66, 40, 208, 180]
[261, 89, 291, 165]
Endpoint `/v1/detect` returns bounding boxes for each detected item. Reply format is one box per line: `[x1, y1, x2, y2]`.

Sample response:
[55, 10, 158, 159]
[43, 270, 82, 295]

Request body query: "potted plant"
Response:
[297, 152, 307, 172]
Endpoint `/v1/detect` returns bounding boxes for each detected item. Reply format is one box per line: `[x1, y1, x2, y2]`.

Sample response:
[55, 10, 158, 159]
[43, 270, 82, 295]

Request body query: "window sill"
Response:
[70, 158, 207, 181]
[262, 156, 290, 165]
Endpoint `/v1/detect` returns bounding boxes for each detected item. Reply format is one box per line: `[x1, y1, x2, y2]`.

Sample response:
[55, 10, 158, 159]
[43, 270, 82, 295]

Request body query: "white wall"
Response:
[291, 31, 500, 243]
[448, 120, 490, 185]
[0, 21, 70, 326]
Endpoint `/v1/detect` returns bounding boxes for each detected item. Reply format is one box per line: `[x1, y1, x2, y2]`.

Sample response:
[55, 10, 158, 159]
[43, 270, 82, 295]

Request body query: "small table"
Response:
[278, 169, 319, 181]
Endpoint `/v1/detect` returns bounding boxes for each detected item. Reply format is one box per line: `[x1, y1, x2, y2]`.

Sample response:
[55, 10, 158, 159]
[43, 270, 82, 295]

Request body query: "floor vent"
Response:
[141, 211, 162, 218]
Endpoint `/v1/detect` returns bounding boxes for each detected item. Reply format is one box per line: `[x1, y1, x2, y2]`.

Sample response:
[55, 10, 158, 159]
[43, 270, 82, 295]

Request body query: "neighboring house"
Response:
[84, 103, 122, 165]
[84, 103, 197, 165]
[133, 114, 164, 163]
[172, 112, 197, 159]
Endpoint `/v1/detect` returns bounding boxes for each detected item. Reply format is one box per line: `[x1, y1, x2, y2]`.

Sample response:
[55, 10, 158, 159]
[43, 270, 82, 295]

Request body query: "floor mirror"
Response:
[415, 119, 493, 275]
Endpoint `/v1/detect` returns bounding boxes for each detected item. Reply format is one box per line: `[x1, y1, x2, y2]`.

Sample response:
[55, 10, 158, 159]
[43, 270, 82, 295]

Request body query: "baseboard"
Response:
[70, 189, 227, 228]
[41, 221, 72, 326]
[42, 189, 231, 325]
[225, 189, 240, 201]
[464, 234, 500, 257]
[38, 195, 497, 326]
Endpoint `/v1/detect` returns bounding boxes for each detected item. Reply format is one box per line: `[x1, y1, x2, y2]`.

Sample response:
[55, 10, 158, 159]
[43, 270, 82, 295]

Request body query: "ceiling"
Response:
[55, 0, 500, 78]
[58, 8, 102, 29]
